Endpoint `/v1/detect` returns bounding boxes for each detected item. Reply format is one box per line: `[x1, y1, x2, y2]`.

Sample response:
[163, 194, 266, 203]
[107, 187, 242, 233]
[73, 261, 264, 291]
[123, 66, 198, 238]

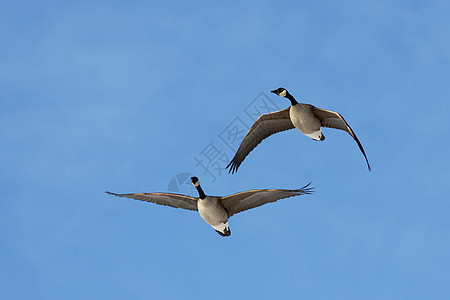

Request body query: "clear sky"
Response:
[1, 0, 450, 299]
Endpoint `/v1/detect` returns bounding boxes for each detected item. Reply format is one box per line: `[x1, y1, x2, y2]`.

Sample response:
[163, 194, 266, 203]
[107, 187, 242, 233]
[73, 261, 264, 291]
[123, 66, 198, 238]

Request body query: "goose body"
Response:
[197, 197, 230, 236]
[226, 87, 370, 173]
[106, 177, 313, 237]
[290, 103, 323, 140]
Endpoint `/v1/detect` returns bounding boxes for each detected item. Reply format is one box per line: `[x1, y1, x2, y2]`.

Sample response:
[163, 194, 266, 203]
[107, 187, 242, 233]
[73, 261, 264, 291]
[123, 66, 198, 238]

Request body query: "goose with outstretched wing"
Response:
[106, 177, 313, 237]
[226, 87, 371, 173]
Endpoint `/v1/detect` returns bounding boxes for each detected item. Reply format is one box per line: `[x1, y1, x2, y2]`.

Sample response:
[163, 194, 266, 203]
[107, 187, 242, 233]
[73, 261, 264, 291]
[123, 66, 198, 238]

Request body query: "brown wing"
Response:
[220, 183, 313, 217]
[106, 191, 198, 211]
[226, 108, 295, 174]
[311, 106, 371, 171]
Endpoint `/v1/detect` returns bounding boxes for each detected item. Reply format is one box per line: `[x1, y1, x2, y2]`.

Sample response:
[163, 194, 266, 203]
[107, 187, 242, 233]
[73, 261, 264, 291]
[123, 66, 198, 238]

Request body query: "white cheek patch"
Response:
[279, 90, 287, 97]
[193, 181, 200, 187]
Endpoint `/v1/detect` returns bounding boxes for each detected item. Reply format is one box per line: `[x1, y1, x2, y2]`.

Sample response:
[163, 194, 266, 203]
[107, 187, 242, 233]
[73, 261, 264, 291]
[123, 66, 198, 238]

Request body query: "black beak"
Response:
[191, 176, 198, 184]
[270, 90, 278, 94]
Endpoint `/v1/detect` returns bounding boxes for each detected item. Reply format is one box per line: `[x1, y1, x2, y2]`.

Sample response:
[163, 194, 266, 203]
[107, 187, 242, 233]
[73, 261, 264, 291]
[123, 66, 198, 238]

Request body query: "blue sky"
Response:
[1, 0, 450, 299]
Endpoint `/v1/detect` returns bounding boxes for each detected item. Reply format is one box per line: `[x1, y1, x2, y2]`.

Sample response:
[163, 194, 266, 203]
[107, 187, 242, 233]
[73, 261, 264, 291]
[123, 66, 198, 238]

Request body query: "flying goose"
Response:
[226, 87, 371, 173]
[106, 177, 313, 237]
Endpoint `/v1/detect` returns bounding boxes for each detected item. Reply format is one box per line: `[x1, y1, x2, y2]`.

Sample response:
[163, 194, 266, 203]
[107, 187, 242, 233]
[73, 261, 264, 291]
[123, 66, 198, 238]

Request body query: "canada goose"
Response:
[226, 87, 371, 173]
[106, 177, 313, 237]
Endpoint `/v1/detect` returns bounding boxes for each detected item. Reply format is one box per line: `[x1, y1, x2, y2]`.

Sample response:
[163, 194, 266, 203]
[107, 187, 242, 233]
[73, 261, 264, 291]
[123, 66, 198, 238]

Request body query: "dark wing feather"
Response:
[220, 183, 313, 217]
[311, 106, 371, 171]
[226, 108, 294, 174]
[106, 191, 198, 211]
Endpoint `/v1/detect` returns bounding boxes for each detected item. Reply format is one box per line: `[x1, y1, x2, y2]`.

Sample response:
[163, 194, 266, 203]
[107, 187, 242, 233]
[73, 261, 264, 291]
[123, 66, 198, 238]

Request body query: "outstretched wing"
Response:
[311, 106, 371, 171]
[106, 191, 198, 211]
[226, 108, 294, 174]
[220, 183, 313, 217]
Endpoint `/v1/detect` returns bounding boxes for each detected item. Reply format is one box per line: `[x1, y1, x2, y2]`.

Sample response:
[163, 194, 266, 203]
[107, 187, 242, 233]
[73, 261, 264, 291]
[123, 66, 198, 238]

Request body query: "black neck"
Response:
[195, 185, 206, 199]
[286, 93, 298, 106]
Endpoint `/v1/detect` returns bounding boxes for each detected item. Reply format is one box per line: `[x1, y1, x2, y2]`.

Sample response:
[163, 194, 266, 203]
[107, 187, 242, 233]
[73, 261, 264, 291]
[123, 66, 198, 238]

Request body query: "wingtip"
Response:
[225, 161, 234, 174]
[298, 182, 314, 194]
[105, 191, 117, 196]
[294, 181, 314, 195]
[230, 165, 237, 174]
[225, 160, 239, 174]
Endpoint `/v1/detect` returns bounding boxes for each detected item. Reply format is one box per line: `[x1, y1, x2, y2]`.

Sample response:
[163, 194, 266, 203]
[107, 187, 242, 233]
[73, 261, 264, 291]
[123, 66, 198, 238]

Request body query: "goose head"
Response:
[191, 176, 200, 187]
[271, 87, 288, 97]
[271, 87, 298, 105]
[191, 176, 206, 199]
